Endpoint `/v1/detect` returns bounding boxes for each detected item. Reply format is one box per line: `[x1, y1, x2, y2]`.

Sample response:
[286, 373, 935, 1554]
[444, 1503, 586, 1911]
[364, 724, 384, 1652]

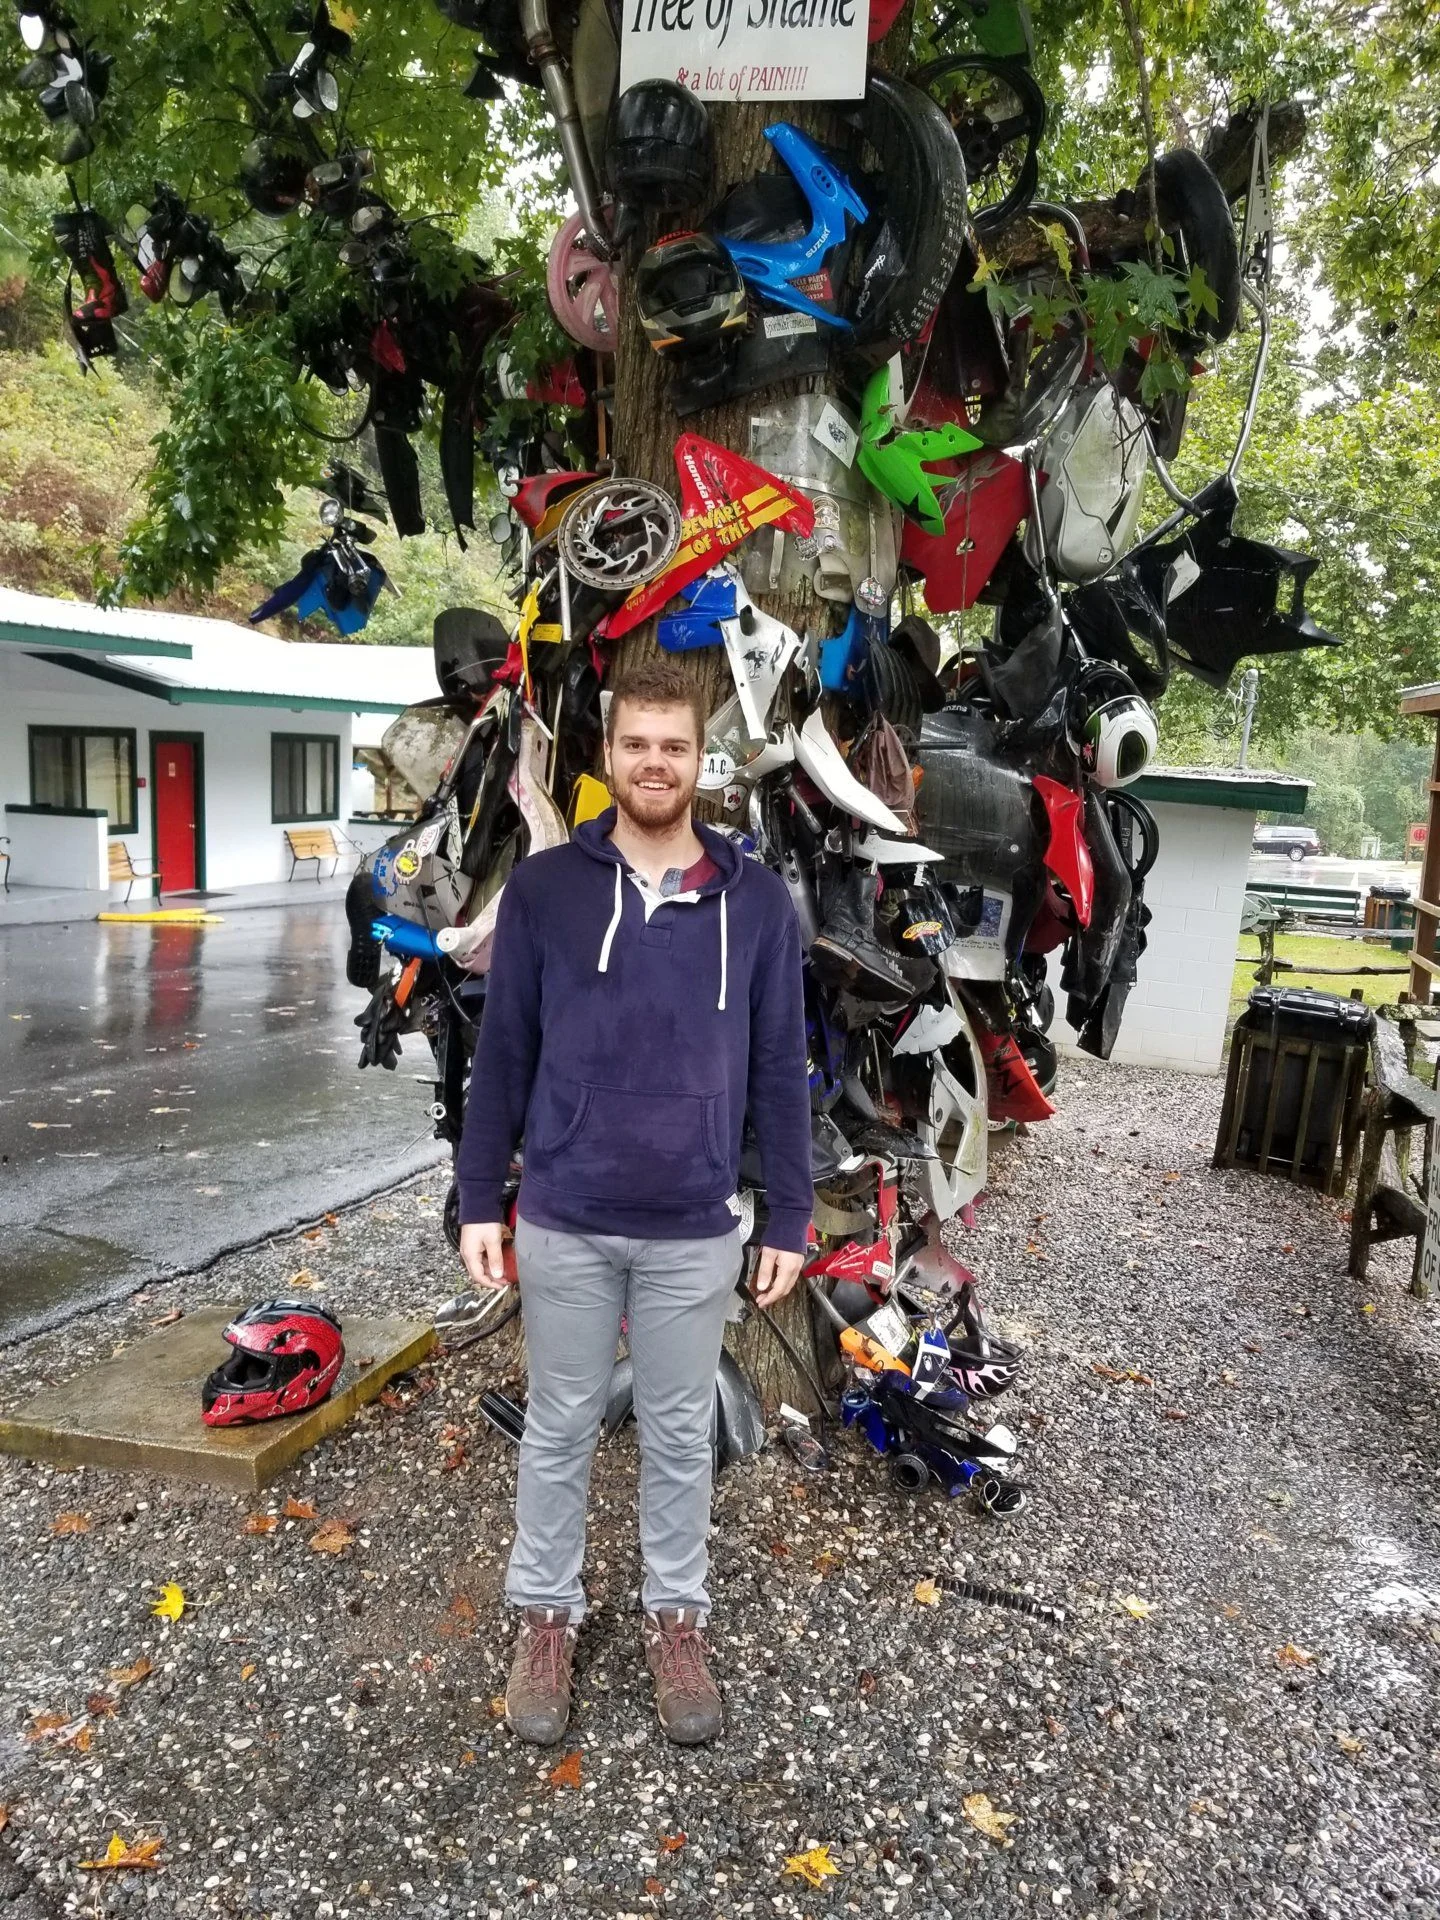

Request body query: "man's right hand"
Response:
[459, 1221, 513, 1291]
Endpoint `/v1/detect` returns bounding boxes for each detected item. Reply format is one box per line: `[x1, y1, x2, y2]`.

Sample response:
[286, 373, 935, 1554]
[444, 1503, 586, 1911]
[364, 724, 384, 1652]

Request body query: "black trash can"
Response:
[1215, 987, 1375, 1190]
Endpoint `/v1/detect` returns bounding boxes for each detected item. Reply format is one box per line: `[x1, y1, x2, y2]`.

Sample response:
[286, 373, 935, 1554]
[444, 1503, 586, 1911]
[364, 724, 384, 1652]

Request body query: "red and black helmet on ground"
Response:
[201, 1300, 345, 1427]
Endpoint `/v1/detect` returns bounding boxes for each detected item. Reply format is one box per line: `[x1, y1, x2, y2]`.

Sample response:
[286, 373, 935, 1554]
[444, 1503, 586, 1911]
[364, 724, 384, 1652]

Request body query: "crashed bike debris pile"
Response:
[10, 0, 1342, 1515]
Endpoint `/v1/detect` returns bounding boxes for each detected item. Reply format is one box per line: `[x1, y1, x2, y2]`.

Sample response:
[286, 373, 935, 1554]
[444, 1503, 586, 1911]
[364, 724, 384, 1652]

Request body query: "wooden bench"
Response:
[285, 826, 341, 882]
[1348, 1009, 1440, 1290]
[1247, 881, 1363, 926]
[108, 840, 161, 904]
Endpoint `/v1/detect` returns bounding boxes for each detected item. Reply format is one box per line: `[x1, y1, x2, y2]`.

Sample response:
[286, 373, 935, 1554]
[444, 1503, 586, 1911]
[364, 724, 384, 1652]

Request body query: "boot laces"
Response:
[522, 1619, 571, 1694]
[655, 1621, 713, 1698]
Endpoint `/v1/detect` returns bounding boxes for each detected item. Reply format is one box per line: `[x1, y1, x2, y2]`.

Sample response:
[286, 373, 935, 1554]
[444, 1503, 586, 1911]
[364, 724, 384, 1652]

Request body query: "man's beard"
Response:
[614, 768, 697, 833]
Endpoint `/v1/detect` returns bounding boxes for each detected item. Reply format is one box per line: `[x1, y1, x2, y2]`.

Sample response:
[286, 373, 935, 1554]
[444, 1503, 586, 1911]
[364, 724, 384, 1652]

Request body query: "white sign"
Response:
[1419, 1140, 1440, 1296]
[619, 0, 868, 103]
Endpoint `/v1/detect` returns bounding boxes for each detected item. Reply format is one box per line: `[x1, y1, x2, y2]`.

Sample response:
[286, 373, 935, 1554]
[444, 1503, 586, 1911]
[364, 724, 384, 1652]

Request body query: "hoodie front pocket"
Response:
[539, 1081, 729, 1207]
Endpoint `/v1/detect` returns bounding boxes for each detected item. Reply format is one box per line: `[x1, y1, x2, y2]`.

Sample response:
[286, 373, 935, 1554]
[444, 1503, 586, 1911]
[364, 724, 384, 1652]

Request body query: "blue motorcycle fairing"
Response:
[717, 123, 868, 331]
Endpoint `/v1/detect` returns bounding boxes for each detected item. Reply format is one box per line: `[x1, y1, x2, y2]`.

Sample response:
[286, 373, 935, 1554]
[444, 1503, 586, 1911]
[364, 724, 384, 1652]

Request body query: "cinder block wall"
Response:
[1049, 799, 1254, 1075]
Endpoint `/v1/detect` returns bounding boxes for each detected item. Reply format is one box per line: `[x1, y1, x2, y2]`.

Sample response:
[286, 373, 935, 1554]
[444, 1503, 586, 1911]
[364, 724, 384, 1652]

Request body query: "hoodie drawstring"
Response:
[597, 857, 729, 1012]
[597, 863, 623, 975]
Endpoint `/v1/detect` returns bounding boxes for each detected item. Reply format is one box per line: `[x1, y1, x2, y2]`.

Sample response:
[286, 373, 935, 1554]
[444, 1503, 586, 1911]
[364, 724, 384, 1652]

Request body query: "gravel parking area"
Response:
[2, 1061, 1439, 1918]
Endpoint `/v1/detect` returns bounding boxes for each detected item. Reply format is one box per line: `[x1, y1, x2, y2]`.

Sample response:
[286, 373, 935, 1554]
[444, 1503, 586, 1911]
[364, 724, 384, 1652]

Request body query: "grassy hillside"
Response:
[0, 282, 509, 645]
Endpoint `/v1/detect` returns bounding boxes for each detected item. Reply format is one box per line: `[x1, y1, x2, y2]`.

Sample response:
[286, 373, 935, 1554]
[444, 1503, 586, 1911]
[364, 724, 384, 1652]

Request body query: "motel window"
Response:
[28, 726, 137, 834]
[272, 733, 339, 822]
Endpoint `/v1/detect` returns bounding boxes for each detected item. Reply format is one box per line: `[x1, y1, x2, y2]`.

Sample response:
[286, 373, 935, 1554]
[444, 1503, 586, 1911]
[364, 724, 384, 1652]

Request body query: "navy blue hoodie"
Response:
[456, 810, 814, 1254]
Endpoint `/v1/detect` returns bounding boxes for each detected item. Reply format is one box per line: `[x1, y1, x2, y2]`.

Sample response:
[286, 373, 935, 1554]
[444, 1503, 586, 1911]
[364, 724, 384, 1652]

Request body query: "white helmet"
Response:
[1083, 694, 1158, 788]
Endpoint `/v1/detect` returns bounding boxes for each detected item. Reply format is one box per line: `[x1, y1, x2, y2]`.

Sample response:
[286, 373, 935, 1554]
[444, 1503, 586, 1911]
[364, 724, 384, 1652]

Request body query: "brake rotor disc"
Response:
[557, 479, 681, 592]
[546, 210, 620, 353]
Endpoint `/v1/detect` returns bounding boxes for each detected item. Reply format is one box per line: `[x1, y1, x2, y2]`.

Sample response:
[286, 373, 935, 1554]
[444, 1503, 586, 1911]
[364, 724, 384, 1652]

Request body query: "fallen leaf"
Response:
[857, 1670, 877, 1696]
[63, 1724, 94, 1753]
[768, 1539, 790, 1558]
[1163, 1171, 1181, 1182]
[80, 1832, 164, 1872]
[240, 1664, 257, 1683]
[86, 1692, 118, 1718]
[548, 1749, 583, 1790]
[437, 1594, 478, 1637]
[27, 1712, 69, 1739]
[1243, 1342, 1263, 1354]
[812, 1550, 844, 1577]
[0, 1806, 7, 1833]
[51, 1511, 90, 1536]
[284, 1269, 320, 1290]
[107, 1657, 152, 1690]
[151, 1582, 185, 1622]
[488, 1696, 507, 1718]
[1276, 1641, 1317, 1668]
[1117, 1594, 1155, 1619]
[782, 1845, 841, 1888]
[378, 1389, 407, 1412]
[242, 1513, 278, 1535]
[659, 1832, 687, 1854]
[308, 1519, 355, 1556]
[962, 1793, 1018, 1844]
[301, 1228, 324, 1241]
[1360, 1302, 1376, 1314]
[1091, 1362, 1153, 1385]
[149, 1309, 184, 1327]
[442, 1445, 468, 1472]
[1162, 1408, 1188, 1421]
[644, 1878, 664, 1896]
[460, 1749, 476, 1765]
[1220, 1603, 1242, 1620]
[1045, 1715, 1066, 1739]
[283, 1497, 318, 1520]
[913, 1577, 942, 1607]
[1336, 1732, 1364, 1756]
[323, 1212, 339, 1228]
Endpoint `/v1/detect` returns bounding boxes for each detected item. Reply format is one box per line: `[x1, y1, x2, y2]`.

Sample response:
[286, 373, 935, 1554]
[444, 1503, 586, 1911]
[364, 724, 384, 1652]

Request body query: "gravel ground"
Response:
[2, 1061, 1439, 1919]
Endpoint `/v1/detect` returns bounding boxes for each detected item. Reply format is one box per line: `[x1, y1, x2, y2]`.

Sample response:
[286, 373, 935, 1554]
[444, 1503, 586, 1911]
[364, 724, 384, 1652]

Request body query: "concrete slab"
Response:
[0, 1307, 435, 1491]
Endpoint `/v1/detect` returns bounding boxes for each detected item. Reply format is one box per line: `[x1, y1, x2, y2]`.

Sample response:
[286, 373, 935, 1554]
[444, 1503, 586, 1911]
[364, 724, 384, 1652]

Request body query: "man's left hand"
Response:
[751, 1246, 804, 1310]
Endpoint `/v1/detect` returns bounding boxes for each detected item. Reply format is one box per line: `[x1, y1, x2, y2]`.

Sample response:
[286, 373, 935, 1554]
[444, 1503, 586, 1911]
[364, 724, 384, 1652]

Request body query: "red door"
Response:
[154, 738, 198, 893]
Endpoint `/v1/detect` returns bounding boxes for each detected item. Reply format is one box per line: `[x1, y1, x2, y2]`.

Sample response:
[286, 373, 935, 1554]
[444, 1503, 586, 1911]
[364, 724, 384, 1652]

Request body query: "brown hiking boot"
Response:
[642, 1608, 723, 1745]
[505, 1606, 577, 1745]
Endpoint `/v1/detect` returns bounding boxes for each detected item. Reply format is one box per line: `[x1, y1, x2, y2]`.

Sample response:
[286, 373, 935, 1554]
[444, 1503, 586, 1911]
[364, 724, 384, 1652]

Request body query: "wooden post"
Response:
[1409, 714, 1440, 1003]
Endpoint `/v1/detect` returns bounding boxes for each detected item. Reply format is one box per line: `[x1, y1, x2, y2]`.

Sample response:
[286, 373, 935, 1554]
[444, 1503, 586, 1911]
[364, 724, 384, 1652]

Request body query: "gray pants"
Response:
[507, 1217, 743, 1622]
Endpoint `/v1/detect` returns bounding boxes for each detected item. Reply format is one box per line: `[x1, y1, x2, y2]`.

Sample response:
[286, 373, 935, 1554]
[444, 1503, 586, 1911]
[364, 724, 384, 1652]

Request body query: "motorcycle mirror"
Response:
[319, 497, 343, 528]
[317, 69, 339, 110]
[489, 509, 514, 544]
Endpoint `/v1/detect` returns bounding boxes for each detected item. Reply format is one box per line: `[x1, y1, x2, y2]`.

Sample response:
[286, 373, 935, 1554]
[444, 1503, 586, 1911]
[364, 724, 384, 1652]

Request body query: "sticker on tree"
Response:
[619, 0, 868, 102]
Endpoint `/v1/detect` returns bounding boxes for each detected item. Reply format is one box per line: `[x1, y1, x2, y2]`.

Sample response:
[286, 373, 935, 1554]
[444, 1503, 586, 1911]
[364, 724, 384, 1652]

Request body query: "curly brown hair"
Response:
[604, 659, 707, 746]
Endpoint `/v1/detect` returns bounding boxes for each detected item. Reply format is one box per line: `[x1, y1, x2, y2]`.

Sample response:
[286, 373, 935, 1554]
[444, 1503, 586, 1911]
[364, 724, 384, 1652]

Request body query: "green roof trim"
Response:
[30, 651, 407, 714]
[2, 621, 191, 659]
[1130, 769, 1310, 816]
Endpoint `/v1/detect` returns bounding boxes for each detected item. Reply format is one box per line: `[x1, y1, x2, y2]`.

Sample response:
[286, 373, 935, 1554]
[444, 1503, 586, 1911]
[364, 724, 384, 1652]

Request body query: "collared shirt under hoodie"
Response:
[456, 809, 814, 1254]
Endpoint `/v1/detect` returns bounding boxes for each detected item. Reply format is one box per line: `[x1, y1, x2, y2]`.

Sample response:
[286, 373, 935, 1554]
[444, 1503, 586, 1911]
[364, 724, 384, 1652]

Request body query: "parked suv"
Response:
[1253, 824, 1321, 862]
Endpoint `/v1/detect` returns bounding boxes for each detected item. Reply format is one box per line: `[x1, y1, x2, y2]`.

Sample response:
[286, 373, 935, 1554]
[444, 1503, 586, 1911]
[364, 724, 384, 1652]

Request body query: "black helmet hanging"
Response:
[634, 230, 746, 356]
[606, 81, 713, 244]
[240, 136, 309, 218]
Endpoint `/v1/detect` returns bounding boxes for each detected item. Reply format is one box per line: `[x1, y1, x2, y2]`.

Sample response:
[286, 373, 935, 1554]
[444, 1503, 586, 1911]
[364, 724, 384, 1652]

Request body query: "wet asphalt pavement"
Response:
[0, 902, 447, 1343]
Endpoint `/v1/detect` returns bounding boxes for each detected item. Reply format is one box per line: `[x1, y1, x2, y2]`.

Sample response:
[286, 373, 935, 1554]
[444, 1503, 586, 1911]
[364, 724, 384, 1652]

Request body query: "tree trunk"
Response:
[607, 76, 911, 1409]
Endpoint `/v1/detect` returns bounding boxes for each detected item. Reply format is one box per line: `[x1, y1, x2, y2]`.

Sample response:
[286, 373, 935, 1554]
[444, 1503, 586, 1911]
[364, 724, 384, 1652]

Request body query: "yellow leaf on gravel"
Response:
[80, 1832, 164, 1871]
[151, 1583, 185, 1621]
[1276, 1641, 1316, 1668]
[27, 1713, 69, 1740]
[107, 1657, 152, 1690]
[284, 1497, 319, 1520]
[782, 1845, 841, 1888]
[962, 1793, 1018, 1844]
[488, 1695, 507, 1718]
[308, 1519, 355, 1556]
[913, 1578, 942, 1607]
[1117, 1594, 1155, 1619]
[1336, 1732, 1364, 1755]
[242, 1513, 278, 1535]
[240, 1664, 257, 1683]
[51, 1512, 90, 1535]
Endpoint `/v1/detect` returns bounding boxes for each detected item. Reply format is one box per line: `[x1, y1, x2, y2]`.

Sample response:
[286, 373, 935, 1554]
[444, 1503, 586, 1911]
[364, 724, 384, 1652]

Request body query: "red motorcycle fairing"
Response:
[898, 448, 1029, 613]
[512, 470, 598, 533]
[1032, 774, 1094, 929]
[976, 1026, 1056, 1125]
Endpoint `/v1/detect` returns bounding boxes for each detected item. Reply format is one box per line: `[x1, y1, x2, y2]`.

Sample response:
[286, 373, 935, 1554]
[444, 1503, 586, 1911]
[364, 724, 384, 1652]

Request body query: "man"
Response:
[457, 659, 813, 1747]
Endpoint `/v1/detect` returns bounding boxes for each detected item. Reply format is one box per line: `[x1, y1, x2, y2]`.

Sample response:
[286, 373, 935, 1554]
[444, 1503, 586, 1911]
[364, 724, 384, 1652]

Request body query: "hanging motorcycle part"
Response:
[556, 477, 681, 593]
[546, 210, 619, 352]
[518, 0, 612, 258]
[716, 122, 868, 329]
[910, 52, 1045, 231]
